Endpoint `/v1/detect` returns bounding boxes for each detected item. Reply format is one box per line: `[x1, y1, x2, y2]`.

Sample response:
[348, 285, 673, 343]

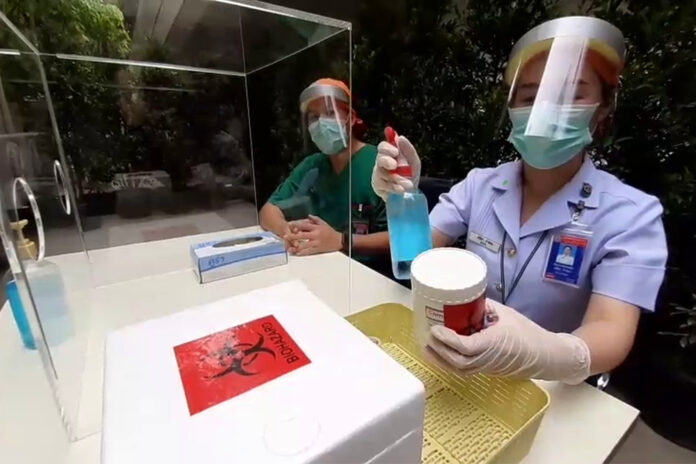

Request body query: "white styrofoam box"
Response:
[190, 231, 287, 283]
[102, 281, 425, 464]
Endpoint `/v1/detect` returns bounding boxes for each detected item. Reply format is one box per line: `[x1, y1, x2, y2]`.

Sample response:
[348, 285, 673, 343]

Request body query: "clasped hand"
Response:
[284, 215, 343, 256]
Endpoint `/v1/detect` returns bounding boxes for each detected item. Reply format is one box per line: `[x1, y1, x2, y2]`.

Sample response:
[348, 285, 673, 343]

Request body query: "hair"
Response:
[586, 48, 622, 142]
[593, 78, 618, 142]
[328, 100, 368, 142]
[351, 118, 368, 140]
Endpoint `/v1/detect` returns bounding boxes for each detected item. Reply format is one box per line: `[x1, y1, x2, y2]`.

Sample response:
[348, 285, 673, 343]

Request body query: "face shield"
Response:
[504, 17, 625, 167]
[299, 82, 351, 155]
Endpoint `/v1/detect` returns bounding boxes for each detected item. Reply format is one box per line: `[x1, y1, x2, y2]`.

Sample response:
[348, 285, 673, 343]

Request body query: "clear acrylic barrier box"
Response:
[0, 0, 351, 447]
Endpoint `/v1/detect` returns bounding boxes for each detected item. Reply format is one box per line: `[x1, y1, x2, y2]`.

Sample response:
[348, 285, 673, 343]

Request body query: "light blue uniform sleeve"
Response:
[591, 196, 667, 311]
[429, 169, 476, 241]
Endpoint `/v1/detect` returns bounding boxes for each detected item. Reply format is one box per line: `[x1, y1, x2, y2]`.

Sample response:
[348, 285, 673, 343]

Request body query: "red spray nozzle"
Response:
[385, 126, 398, 146]
[384, 126, 412, 178]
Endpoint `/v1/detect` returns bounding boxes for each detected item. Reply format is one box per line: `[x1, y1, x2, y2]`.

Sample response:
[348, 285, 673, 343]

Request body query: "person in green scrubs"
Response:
[259, 79, 389, 266]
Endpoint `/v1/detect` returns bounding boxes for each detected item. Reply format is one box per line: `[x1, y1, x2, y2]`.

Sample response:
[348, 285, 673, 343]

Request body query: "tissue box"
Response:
[102, 281, 425, 464]
[190, 231, 287, 283]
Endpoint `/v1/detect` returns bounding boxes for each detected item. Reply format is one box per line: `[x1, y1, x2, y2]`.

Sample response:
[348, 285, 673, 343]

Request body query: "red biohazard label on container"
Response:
[173, 315, 311, 415]
[444, 297, 486, 336]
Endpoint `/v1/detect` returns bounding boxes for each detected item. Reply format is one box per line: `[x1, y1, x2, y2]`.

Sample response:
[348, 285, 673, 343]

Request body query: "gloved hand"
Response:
[372, 135, 422, 201]
[427, 299, 591, 385]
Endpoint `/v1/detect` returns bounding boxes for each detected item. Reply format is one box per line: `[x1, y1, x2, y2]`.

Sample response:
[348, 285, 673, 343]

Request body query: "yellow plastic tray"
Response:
[347, 304, 550, 464]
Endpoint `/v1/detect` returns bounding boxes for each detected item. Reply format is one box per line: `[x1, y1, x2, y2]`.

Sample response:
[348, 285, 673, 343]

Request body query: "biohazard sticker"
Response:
[174, 315, 311, 415]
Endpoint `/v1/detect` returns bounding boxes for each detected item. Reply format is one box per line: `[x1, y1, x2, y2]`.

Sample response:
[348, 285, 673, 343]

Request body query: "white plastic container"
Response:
[102, 281, 425, 464]
[410, 248, 487, 347]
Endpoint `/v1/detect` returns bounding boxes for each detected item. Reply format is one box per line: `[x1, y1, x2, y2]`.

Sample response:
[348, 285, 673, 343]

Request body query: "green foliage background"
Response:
[0, 0, 249, 192]
[0, 0, 694, 345]
[594, 0, 696, 347]
[350, 0, 696, 346]
[0, 0, 132, 187]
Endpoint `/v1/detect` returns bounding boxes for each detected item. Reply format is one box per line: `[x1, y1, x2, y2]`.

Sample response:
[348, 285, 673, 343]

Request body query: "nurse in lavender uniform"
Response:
[372, 17, 667, 384]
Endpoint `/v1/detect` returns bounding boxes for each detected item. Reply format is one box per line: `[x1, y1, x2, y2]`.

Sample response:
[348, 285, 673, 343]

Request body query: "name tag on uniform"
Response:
[543, 230, 590, 287]
[351, 203, 372, 235]
[468, 231, 501, 253]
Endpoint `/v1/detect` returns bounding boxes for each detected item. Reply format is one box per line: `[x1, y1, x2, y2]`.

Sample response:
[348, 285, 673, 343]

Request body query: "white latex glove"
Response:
[427, 299, 591, 385]
[371, 135, 422, 201]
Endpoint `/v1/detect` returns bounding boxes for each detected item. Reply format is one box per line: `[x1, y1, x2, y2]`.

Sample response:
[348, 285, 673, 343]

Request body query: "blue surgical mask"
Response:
[507, 104, 598, 170]
[308, 117, 347, 155]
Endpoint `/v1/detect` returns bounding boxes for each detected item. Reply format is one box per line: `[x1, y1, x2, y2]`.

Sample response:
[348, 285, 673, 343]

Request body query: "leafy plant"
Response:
[583, 0, 696, 348]
[353, 0, 560, 177]
[660, 296, 696, 349]
[2, 0, 695, 349]
[0, 0, 132, 191]
[1, 1, 250, 193]
[353, 0, 696, 349]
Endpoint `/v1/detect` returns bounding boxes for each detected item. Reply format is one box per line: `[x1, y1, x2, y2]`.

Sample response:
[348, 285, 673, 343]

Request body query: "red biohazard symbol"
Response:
[174, 315, 311, 415]
[204, 334, 275, 378]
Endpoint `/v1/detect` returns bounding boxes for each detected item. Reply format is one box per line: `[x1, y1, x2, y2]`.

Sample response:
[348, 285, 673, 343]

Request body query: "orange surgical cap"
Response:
[300, 78, 352, 112]
[314, 78, 352, 98]
[300, 78, 367, 139]
[516, 48, 622, 89]
[504, 17, 625, 87]
[585, 48, 622, 87]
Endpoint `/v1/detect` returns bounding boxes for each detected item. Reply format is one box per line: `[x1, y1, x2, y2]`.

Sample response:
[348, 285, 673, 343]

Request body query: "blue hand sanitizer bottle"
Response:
[4, 220, 39, 349]
[384, 128, 433, 280]
[6, 276, 36, 349]
[5, 219, 72, 348]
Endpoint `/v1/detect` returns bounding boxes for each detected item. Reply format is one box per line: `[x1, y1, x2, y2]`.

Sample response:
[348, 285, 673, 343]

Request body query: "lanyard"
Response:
[499, 200, 588, 304]
[499, 181, 593, 304]
[499, 230, 548, 305]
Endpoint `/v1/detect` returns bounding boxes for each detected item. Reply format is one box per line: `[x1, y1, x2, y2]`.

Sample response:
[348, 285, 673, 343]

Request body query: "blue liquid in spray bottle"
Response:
[384, 127, 433, 280]
[4, 219, 72, 349]
[6, 278, 36, 349]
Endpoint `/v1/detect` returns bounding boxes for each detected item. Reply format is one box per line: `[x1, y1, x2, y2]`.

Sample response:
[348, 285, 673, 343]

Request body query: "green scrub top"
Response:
[268, 144, 387, 263]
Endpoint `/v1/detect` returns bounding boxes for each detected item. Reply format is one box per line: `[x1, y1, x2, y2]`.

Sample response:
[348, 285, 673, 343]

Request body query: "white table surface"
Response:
[0, 228, 638, 464]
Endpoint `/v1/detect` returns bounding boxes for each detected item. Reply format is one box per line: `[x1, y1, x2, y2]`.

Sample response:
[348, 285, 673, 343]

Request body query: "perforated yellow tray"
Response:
[347, 304, 550, 464]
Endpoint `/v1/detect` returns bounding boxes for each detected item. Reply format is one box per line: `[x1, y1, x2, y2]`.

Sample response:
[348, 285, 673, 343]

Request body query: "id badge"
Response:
[543, 225, 593, 287]
[351, 203, 371, 235]
[352, 219, 369, 235]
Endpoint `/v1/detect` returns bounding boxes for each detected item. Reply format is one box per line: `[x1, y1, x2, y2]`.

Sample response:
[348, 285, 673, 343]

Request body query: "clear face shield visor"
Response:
[299, 84, 351, 153]
[506, 36, 605, 139]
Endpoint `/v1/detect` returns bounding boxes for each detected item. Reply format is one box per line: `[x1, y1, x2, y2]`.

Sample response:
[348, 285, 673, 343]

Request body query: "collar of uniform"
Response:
[492, 161, 524, 247]
[491, 158, 599, 203]
[492, 161, 522, 191]
[519, 156, 600, 238]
